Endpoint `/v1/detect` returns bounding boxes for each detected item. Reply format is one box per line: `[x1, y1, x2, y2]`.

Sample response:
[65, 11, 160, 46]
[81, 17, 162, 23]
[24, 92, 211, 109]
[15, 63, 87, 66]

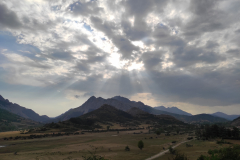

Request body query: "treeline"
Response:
[196, 124, 240, 139]
[2, 132, 83, 141]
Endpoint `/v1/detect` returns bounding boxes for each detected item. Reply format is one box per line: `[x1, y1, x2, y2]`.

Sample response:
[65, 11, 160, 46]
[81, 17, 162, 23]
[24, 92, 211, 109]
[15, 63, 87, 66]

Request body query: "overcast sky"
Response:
[0, 0, 240, 117]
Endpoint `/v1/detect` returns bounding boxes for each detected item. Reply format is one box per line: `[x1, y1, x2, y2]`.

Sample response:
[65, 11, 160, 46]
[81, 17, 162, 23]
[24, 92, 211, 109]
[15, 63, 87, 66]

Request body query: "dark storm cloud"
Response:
[0, 3, 22, 30]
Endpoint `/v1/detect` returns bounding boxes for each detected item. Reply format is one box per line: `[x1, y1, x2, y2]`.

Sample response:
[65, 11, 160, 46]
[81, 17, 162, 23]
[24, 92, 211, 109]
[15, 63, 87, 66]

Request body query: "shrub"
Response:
[125, 145, 130, 151]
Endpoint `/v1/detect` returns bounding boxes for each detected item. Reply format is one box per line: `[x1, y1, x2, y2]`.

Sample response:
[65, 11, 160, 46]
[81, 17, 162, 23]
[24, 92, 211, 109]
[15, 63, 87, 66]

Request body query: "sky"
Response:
[0, 0, 240, 117]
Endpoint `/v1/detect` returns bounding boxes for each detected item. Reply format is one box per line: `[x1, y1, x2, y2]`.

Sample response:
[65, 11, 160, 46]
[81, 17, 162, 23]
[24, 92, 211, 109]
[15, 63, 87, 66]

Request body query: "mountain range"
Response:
[49, 95, 228, 124]
[0, 94, 233, 124]
[211, 112, 240, 121]
[154, 106, 192, 116]
[0, 108, 40, 131]
[0, 95, 50, 122]
[44, 104, 185, 132]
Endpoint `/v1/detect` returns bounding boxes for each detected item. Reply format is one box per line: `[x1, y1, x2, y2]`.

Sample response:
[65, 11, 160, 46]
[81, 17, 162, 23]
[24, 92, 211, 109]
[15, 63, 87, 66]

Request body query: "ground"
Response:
[0, 129, 235, 160]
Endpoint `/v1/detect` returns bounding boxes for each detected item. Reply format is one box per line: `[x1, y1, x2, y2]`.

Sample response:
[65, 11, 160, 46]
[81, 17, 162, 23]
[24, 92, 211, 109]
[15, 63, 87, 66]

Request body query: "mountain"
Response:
[44, 105, 185, 132]
[182, 114, 228, 124]
[127, 107, 184, 125]
[211, 112, 240, 121]
[231, 116, 240, 126]
[51, 95, 186, 122]
[127, 107, 149, 116]
[154, 106, 192, 116]
[0, 108, 41, 131]
[50, 95, 228, 124]
[0, 95, 51, 122]
[81, 104, 134, 123]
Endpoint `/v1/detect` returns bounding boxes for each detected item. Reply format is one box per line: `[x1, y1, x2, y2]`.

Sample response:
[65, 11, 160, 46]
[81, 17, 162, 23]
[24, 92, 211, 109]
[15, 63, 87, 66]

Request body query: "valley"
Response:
[1, 95, 240, 160]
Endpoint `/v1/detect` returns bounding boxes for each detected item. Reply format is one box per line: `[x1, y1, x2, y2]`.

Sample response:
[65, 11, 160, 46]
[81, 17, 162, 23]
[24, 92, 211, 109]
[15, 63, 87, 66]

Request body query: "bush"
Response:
[125, 145, 130, 151]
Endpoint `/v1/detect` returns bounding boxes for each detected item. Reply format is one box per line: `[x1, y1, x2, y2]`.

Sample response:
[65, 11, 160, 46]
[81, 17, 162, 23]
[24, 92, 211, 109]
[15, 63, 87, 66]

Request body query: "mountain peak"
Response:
[112, 96, 131, 103]
[154, 106, 192, 116]
[0, 95, 5, 101]
[87, 96, 96, 101]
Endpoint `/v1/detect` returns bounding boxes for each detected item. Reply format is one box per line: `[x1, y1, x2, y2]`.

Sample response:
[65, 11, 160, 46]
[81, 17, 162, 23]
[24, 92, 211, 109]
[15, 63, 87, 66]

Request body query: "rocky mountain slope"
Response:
[0, 108, 41, 131]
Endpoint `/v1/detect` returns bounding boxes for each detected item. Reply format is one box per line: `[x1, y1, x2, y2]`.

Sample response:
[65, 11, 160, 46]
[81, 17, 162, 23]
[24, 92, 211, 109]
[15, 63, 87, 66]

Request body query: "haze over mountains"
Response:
[0, 95, 50, 122]
[154, 106, 192, 116]
[211, 112, 240, 121]
[0, 94, 235, 124]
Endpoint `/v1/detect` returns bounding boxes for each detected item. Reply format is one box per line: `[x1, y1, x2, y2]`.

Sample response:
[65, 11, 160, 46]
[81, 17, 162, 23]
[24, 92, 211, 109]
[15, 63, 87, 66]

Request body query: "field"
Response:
[0, 129, 236, 160]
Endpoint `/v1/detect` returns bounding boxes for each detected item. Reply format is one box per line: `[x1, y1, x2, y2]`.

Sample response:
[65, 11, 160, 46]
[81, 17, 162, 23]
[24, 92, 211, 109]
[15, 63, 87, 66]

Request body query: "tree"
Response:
[138, 140, 144, 150]
[107, 126, 110, 131]
[169, 146, 176, 155]
[155, 129, 161, 135]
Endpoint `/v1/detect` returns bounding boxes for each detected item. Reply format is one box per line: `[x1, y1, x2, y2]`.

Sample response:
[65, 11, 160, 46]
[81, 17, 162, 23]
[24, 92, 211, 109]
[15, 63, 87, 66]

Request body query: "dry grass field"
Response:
[0, 129, 237, 160]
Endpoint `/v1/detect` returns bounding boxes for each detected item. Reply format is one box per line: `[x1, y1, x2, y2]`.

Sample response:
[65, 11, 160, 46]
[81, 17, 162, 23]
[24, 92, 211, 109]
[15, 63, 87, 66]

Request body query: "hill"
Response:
[182, 114, 228, 124]
[154, 106, 192, 116]
[81, 104, 134, 123]
[0, 95, 50, 122]
[0, 108, 41, 131]
[212, 112, 239, 121]
[231, 116, 240, 126]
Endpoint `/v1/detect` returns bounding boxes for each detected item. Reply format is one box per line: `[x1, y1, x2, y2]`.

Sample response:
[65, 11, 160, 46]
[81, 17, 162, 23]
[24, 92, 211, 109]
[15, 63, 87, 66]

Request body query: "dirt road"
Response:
[145, 140, 191, 160]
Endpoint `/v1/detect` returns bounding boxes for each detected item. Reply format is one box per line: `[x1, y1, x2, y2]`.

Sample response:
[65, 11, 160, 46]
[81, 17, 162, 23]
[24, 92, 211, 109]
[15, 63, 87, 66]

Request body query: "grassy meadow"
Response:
[0, 129, 237, 160]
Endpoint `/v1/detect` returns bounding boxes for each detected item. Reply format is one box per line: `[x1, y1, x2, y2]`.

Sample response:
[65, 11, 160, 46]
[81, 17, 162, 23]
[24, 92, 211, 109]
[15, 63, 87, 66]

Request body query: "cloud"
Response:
[0, 0, 240, 116]
[0, 3, 22, 30]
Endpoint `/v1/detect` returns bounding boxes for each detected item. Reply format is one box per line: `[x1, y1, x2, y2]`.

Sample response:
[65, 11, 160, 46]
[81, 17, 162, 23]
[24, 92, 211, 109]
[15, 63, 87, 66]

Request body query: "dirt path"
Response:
[145, 140, 191, 160]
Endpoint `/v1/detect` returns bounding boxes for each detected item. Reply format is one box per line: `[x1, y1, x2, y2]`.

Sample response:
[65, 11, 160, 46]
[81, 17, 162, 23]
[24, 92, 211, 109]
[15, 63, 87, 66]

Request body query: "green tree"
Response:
[155, 129, 161, 135]
[107, 126, 110, 130]
[138, 140, 144, 150]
